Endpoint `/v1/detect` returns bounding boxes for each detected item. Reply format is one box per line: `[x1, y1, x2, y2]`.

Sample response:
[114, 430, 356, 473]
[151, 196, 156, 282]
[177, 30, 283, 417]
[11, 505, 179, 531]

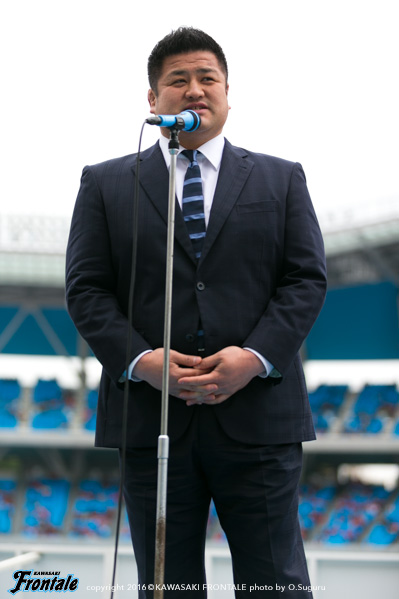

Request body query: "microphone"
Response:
[146, 110, 200, 132]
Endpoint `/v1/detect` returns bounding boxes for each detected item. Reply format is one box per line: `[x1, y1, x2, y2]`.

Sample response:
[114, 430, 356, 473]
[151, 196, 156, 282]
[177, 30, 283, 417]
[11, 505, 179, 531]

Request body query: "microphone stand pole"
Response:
[154, 127, 180, 599]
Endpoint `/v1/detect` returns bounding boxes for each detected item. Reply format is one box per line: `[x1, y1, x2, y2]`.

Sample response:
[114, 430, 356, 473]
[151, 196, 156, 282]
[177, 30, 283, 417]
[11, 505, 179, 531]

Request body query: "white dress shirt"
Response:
[159, 132, 225, 227]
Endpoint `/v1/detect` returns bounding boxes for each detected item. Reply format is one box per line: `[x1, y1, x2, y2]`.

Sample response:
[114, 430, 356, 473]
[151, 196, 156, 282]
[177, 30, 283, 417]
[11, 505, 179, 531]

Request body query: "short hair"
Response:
[148, 27, 228, 94]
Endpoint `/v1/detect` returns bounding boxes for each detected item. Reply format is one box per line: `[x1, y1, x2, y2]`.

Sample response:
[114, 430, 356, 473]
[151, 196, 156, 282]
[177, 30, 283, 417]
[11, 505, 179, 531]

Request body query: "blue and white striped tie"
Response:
[181, 150, 206, 260]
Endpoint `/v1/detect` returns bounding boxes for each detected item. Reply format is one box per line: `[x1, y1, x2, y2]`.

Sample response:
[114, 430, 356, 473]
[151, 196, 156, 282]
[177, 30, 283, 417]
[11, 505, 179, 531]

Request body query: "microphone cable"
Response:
[110, 120, 146, 599]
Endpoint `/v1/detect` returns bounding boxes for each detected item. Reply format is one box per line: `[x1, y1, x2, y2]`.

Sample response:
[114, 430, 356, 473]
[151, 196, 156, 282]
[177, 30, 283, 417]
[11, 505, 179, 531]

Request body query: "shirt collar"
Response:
[159, 133, 225, 170]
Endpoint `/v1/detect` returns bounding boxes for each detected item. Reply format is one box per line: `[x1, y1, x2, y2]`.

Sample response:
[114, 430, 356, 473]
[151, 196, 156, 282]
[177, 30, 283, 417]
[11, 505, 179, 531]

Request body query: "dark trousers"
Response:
[121, 405, 312, 598]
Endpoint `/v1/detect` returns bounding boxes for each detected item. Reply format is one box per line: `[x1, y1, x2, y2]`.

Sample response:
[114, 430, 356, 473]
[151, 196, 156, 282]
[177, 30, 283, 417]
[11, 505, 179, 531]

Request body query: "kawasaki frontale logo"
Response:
[8, 570, 79, 594]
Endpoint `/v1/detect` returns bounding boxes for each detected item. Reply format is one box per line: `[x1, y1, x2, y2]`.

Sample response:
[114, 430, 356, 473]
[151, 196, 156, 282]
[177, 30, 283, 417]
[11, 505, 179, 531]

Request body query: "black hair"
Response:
[148, 27, 228, 94]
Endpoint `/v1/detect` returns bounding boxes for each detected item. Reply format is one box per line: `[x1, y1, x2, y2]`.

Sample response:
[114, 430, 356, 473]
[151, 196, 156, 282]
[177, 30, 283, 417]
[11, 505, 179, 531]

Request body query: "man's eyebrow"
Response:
[166, 67, 219, 78]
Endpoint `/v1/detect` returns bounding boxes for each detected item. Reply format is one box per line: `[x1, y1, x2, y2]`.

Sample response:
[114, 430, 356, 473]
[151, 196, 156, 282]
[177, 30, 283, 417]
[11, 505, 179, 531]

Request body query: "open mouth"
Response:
[185, 103, 208, 112]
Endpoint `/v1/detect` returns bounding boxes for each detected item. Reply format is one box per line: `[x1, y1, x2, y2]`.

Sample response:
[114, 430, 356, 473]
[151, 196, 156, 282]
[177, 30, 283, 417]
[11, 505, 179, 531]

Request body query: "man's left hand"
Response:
[177, 346, 265, 406]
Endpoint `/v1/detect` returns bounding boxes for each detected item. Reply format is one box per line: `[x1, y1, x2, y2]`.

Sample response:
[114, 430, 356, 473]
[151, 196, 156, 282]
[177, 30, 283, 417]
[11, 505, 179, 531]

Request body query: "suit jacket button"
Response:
[196, 281, 205, 291]
[186, 334, 195, 342]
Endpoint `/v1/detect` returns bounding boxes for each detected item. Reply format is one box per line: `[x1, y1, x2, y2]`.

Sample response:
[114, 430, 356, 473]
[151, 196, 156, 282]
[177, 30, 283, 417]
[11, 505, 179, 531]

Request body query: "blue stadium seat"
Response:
[84, 389, 98, 431]
[0, 410, 17, 427]
[308, 385, 348, 433]
[33, 379, 62, 403]
[0, 379, 21, 428]
[317, 483, 391, 544]
[32, 409, 68, 429]
[0, 479, 16, 533]
[69, 478, 119, 538]
[299, 482, 337, 540]
[0, 379, 21, 402]
[367, 523, 398, 545]
[23, 479, 70, 536]
[31, 379, 70, 429]
[386, 498, 399, 523]
[344, 385, 399, 434]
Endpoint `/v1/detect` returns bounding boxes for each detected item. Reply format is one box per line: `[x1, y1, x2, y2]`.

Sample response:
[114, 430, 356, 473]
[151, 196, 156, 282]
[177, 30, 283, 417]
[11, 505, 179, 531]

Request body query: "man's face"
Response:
[148, 51, 229, 149]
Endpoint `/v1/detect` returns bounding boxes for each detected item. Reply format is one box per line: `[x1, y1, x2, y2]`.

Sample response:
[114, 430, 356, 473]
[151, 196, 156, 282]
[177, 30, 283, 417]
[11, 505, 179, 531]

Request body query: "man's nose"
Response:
[185, 79, 204, 98]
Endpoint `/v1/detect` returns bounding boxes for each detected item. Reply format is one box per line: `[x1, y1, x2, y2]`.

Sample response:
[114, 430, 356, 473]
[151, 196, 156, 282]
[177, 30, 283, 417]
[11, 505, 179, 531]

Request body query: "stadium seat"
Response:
[0, 479, 17, 533]
[299, 483, 336, 540]
[386, 497, 399, 523]
[33, 379, 62, 403]
[344, 385, 399, 434]
[69, 478, 119, 538]
[32, 409, 68, 429]
[0, 410, 17, 427]
[84, 389, 98, 431]
[0, 379, 21, 428]
[366, 523, 398, 545]
[308, 385, 348, 433]
[31, 379, 70, 429]
[23, 478, 70, 536]
[317, 482, 391, 544]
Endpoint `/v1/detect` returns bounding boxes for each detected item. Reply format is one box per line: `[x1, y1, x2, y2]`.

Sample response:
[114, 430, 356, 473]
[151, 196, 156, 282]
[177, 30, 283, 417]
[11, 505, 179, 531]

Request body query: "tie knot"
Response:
[181, 149, 198, 165]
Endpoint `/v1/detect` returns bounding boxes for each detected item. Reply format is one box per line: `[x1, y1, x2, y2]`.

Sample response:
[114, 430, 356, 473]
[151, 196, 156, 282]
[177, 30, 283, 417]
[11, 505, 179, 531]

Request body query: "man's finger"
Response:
[171, 351, 202, 367]
[178, 383, 218, 397]
[177, 373, 218, 387]
[185, 393, 229, 406]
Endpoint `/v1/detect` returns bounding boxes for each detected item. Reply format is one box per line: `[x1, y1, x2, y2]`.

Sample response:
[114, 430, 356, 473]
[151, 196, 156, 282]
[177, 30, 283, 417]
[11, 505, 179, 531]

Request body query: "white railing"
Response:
[0, 550, 41, 571]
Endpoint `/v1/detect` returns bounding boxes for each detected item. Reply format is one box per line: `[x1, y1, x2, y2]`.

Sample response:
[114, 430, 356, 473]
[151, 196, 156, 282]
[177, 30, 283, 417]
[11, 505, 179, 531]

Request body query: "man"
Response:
[66, 27, 327, 598]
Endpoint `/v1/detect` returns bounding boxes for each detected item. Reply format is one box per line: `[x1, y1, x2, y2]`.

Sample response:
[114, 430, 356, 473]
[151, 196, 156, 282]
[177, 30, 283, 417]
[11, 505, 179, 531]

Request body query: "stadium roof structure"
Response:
[0, 198, 398, 358]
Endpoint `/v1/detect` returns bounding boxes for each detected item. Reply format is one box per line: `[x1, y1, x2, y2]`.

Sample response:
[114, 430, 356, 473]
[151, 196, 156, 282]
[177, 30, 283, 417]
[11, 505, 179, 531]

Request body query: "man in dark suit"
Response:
[66, 27, 326, 598]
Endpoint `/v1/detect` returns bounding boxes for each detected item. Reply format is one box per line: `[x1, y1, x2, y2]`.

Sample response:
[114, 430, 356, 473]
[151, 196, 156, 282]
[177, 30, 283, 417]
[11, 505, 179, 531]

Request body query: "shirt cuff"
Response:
[129, 350, 153, 381]
[118, 350, 153, 383]
[243, 348, 274, 378]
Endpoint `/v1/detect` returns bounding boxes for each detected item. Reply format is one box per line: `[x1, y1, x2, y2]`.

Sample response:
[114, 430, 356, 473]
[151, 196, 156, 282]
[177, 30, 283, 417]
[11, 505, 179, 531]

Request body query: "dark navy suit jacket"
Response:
[65, 139, 327, 448]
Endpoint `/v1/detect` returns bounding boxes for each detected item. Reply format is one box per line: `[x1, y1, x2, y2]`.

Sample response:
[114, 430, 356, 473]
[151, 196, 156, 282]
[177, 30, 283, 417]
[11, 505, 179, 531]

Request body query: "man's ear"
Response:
[148, 89, 156, 114]
[226, 83, 231, 110]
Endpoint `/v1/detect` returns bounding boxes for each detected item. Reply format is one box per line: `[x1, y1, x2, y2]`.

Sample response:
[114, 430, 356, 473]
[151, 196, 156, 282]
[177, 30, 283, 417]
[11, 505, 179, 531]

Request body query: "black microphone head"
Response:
[146, 116, 163, 125]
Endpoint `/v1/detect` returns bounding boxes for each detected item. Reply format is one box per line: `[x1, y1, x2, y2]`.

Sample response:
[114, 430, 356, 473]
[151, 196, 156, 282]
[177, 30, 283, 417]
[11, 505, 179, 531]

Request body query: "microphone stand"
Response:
[154, 127, 180, 599]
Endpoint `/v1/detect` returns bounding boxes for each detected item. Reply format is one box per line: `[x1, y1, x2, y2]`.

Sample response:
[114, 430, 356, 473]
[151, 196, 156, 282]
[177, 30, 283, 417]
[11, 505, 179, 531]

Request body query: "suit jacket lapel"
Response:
[200, 140, 254, 264]
[133, 142, 196, 262]
[133, 140, 254, 266]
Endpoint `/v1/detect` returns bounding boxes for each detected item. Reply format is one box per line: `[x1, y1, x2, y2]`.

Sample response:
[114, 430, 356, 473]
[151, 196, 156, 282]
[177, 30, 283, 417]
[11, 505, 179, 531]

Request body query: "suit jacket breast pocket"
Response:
[236, 200, 277, 214]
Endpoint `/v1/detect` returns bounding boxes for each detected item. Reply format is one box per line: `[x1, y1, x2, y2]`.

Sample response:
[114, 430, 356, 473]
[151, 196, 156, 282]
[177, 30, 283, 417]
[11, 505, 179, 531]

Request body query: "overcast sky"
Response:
[1, 0, 398, 223]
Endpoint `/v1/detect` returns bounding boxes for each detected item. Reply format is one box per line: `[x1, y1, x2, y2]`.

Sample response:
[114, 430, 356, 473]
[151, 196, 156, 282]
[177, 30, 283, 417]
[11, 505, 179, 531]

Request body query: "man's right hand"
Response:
[132, 348, 218, 401]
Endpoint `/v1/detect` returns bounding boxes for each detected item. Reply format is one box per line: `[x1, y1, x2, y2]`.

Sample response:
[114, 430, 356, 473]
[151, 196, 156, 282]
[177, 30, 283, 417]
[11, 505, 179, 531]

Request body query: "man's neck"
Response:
[160, 128, 223, 151]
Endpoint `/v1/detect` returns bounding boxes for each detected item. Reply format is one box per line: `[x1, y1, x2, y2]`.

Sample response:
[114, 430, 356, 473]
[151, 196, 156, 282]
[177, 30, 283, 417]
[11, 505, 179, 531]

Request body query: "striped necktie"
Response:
[181, 149, 206, 260]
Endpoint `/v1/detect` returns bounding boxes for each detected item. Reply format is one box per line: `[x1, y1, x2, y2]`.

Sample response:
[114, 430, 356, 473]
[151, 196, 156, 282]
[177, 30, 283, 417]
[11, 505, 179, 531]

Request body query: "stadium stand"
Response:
[1, 380, 399, 545]
[299, 481, 337, 541]
[366, 492, 399, 545]
[316, 482, 391, 544]
[70, 477, 119, 538]
[1, 207, 399, 599]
